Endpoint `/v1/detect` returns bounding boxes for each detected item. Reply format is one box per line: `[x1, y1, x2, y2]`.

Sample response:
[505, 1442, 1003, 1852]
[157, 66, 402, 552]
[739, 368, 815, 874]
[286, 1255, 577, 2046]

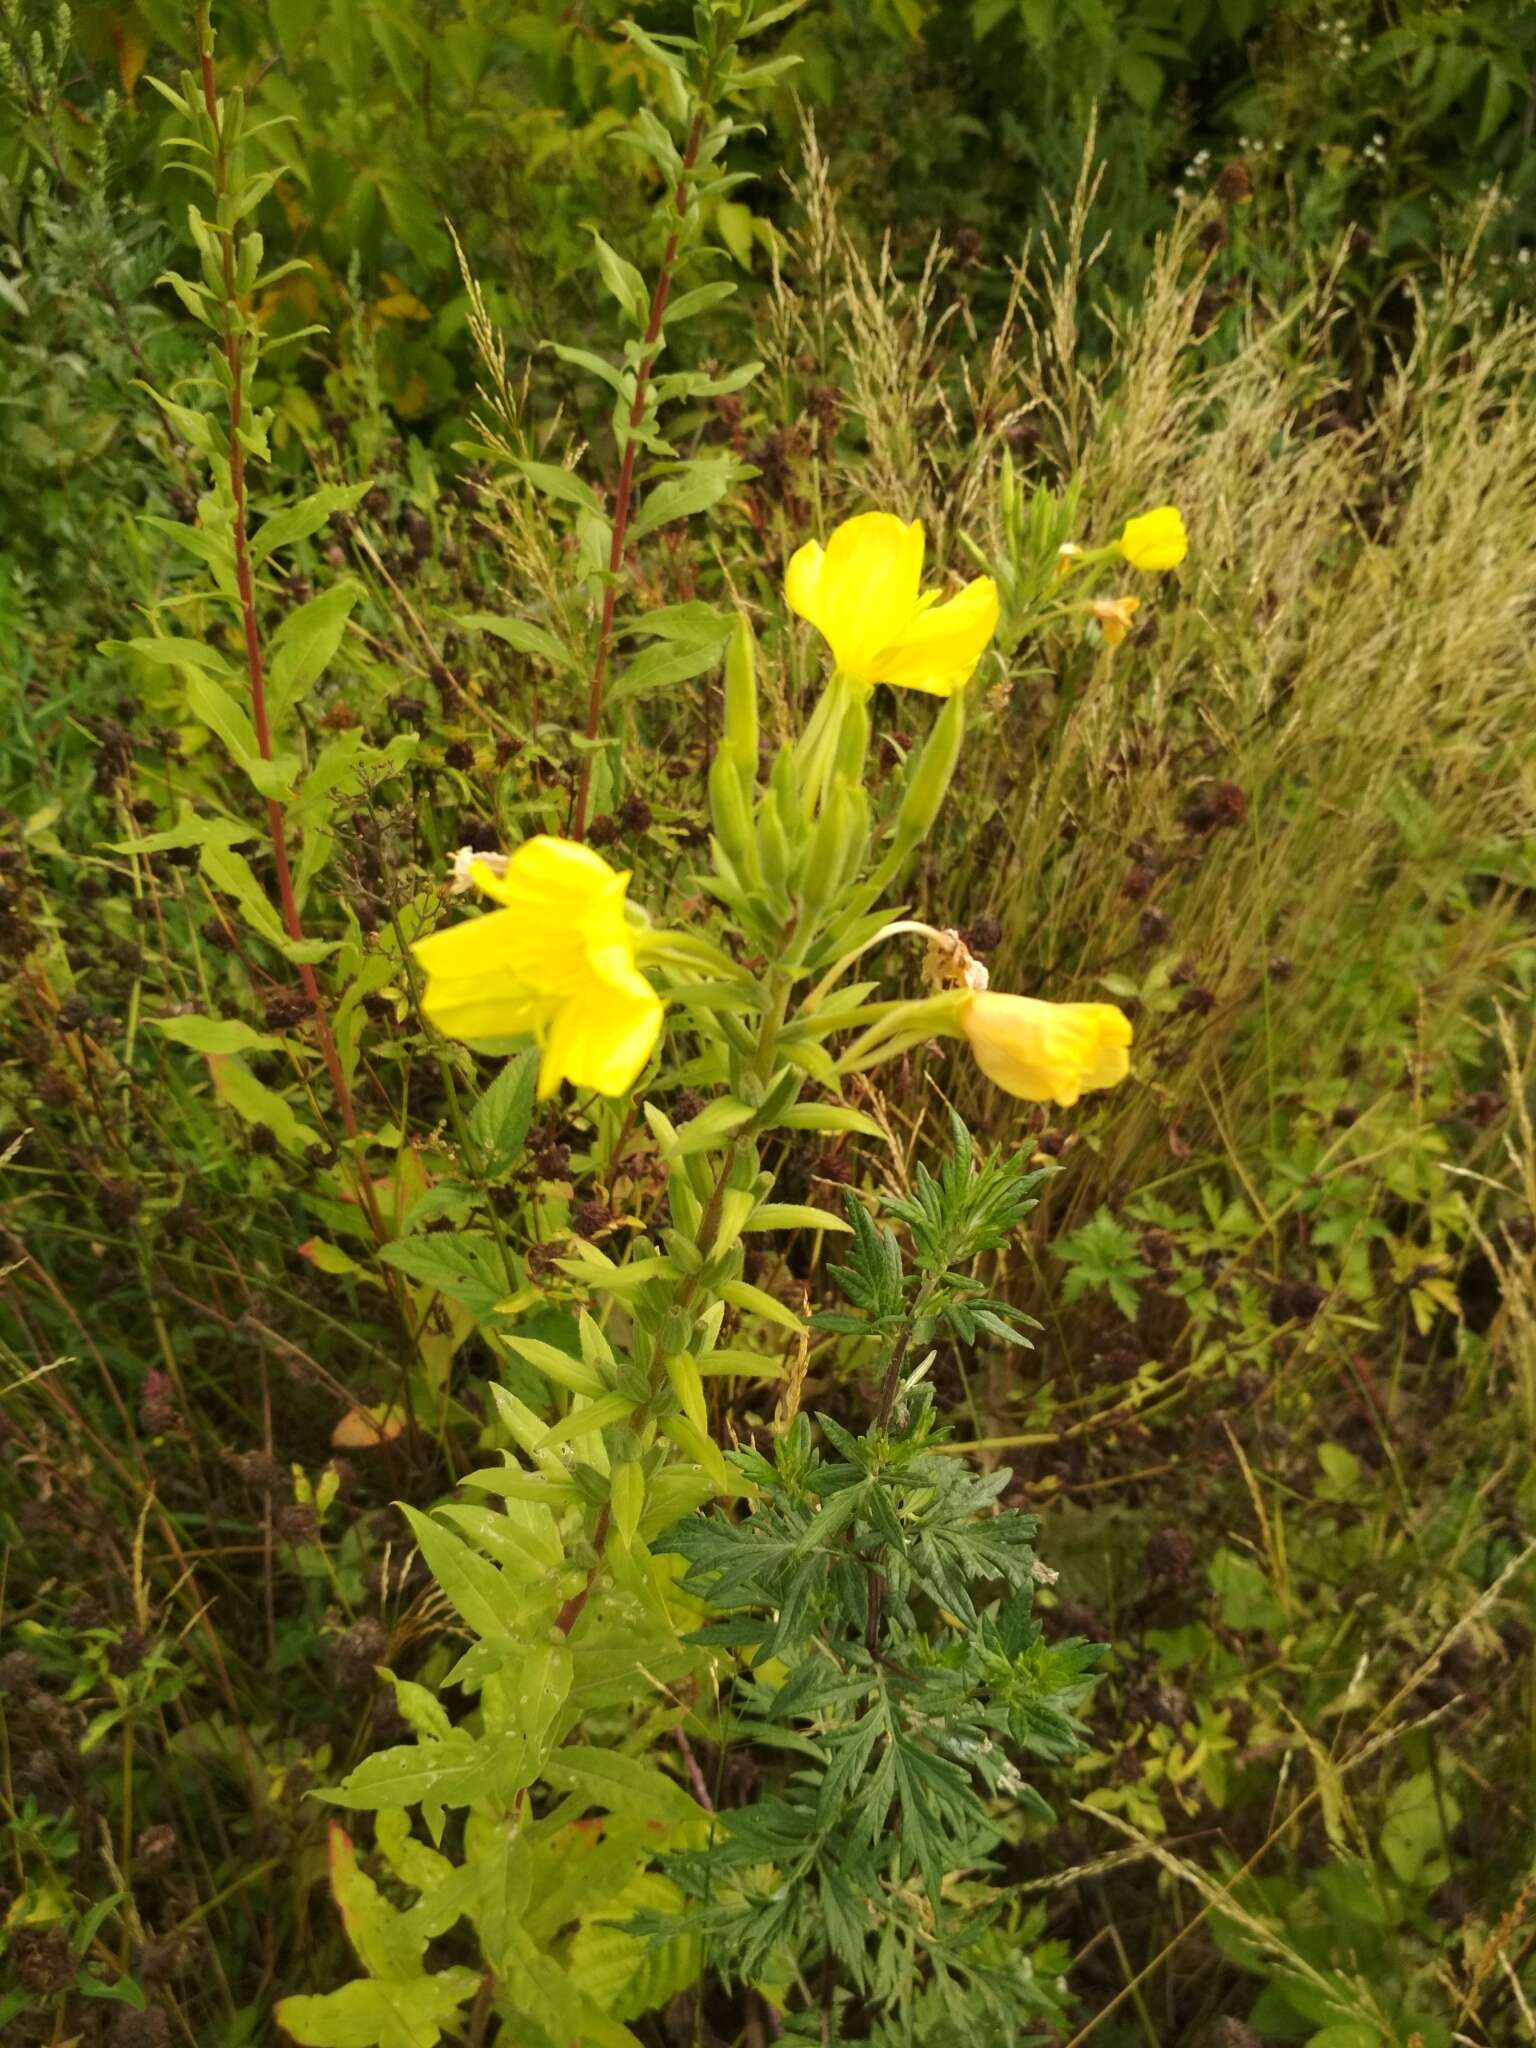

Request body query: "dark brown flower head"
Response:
[1214, 159, 1252, 205]
[960, 911, 1003, 955]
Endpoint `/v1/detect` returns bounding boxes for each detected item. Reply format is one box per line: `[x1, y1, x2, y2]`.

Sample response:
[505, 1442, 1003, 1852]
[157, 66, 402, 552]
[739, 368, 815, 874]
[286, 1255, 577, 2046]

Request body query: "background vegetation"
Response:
[2, 1, 1535, 2045]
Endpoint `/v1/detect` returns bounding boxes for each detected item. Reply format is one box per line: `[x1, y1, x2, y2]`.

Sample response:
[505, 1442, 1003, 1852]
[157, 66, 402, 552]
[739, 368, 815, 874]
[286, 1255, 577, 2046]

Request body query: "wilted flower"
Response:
[1118, 506, 1188, 572]
[413, 836, 662, 1099]
[449, 845, 509, 895]
[786, 511, 998, 697]
[922, 928, 989, 994]
[959, 993, 1132, 1105]
[1091, 595, 1141, 648]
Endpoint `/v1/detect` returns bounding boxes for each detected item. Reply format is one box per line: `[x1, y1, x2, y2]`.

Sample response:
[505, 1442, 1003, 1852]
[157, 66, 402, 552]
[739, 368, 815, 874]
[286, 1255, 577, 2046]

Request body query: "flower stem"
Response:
[195, 14, 384, 1243]
[571, 109, 707, 842]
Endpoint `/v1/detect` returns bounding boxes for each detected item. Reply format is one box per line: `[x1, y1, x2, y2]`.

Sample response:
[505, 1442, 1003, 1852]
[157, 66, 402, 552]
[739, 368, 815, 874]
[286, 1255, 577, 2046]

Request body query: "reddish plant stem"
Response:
[196, 24, 385, 1242]
[570, 110, 707, 841]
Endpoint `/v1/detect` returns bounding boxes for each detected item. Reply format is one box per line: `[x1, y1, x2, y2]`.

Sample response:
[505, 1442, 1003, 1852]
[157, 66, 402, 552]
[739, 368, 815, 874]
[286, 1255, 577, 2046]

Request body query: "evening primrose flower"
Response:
[1118, 506, 1188, 572]
[960, 992, 1132, 1106]
[413, 835, 662, 1099]
[786, 511, 998, 697]
[1091, 595, 1140, 648]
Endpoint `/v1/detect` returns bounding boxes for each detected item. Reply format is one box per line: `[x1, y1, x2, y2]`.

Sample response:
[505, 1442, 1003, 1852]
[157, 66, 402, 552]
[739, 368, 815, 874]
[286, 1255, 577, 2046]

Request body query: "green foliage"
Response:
[4, 0, 1536, 2042]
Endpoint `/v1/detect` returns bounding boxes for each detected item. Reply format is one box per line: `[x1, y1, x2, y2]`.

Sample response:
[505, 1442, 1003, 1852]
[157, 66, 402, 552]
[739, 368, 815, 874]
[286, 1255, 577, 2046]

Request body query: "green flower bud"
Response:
[893, 687, 966, 854]
[708, 747, 760, 881]
[723, 612, 758, 784]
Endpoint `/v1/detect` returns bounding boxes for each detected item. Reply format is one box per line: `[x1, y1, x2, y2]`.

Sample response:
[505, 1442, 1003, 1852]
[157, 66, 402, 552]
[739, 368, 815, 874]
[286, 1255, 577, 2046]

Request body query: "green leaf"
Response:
[101, 634, 234, 677]
[606, 636, 728, 708]
[718, 1279, 806, 1334]
[268, 582, 362, 727]
[201, 843, 338, 964]
[274, 1970, 481, 2048]
[773, 1103, 885, 1138]
[1381, 1769, 1459, 1888]
[330, 1826, 426, 1979]
[398, 1506, 520, 1648]
[518, 460, 601, 514]
[658, 280, 737, 326]
[1116, 49, 1163, 109]
[747, 1204, 852, 1233]
[467, 1050, 538, 1179]
[378, 1235, 507, 1320]
[503, 1333, 608, 1400]
[251, 483, 370, 565]
[207, 1052, 320, 1154]
[183, 673, 298, 801]
[452, 611, 572, 669]
[542, 1746, 705, 1829]
[588, 228, 649, 327]
[104, 810, 256, 855]
[141, 513, 236, 579]
[615, 601, 732, 646]
[549, 342, 632, 399]
[630, 462, 747, 541]
[150, 1015, 285, 1055]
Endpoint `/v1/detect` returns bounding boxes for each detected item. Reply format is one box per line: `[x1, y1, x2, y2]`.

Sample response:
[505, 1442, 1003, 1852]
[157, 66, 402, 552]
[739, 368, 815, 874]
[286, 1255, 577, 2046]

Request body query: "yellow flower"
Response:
[1118, 506, 1188, 572]
[412, 836, 662, 1099]
[960, 992, 1132, 1106]
[1091, 595, 1140, 648]
[785, 511, 998, 696]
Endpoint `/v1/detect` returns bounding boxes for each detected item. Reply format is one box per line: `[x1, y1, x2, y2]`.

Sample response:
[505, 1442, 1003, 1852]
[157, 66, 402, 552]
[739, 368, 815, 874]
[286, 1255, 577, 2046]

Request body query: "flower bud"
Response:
[893, 687, 966, 854]
[708, 747, 760, 882]
[722, 612, 758, 784]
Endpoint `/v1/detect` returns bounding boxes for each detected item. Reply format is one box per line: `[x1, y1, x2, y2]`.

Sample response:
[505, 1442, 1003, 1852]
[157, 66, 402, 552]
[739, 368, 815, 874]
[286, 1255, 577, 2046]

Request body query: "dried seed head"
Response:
[1145, 1525, 1198, 1582]
[1214, 159, 1252, 205]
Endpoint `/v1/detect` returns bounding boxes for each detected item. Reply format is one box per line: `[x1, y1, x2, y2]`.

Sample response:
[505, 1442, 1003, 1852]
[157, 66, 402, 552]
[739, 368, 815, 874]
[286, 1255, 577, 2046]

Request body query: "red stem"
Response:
[196, 29, 386, 1241]
[571, 111, 707, 841]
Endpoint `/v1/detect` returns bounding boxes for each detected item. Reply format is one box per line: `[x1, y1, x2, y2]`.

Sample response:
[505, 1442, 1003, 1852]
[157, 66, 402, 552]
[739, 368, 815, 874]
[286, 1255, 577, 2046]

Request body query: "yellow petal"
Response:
[784, 539, 826, 632]
[466, 837, 632, 997]
[869, 576, 999, 694]
[412, 834, 663, 1096]
[1118, 506, 1188, 573]
[787, 512, 925, 680]
[960, 993, 1132, 1106]
[539, 966, 663, 1099]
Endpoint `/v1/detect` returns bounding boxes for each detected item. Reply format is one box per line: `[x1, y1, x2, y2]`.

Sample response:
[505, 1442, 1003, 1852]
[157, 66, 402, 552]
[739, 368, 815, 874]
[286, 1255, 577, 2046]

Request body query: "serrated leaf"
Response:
[467, 1049, 538, 1178]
